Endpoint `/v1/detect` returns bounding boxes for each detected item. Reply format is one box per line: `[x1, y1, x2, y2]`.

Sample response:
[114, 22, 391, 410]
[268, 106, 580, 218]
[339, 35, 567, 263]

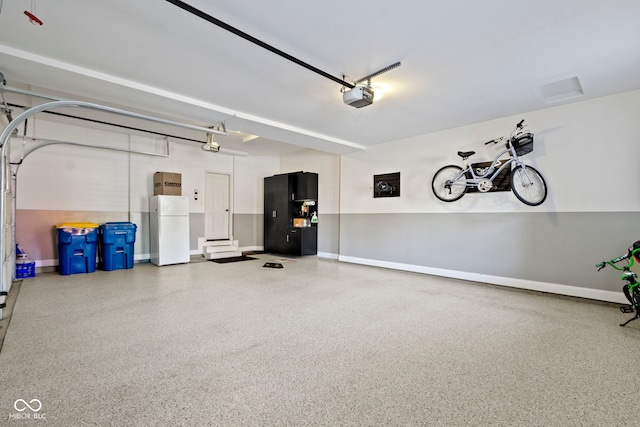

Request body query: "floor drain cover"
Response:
[263, 262, 283, 269]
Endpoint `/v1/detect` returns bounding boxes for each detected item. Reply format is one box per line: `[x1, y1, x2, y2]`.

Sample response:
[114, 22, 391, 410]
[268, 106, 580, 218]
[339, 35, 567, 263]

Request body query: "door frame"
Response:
[204, 170, 233, 241]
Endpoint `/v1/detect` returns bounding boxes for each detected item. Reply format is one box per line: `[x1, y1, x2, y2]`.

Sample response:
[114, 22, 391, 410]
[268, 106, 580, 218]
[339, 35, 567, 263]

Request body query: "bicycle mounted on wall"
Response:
[596, 242, 640, 327]
[431, 120, 547, 206]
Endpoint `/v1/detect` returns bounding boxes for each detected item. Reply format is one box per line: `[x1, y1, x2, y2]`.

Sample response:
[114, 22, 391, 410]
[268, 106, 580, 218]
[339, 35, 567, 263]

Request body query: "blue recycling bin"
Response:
[100, 222, 137, 271]
[56, 223, 99, 275]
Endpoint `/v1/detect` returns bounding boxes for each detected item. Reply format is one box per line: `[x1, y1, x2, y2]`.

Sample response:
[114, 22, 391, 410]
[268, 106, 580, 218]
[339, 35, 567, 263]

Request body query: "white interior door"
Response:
[205, 172, 231, 240]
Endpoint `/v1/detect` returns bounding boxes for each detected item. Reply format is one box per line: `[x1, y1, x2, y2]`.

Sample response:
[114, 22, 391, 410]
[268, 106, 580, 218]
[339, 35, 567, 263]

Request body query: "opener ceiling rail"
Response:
[0, 98, 226, 298]
[164, 0, 356, 89]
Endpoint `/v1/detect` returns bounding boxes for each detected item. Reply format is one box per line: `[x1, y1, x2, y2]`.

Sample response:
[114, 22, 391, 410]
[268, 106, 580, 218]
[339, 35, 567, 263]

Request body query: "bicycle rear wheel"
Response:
[510, 165, 547, 206]
[432, 165, 466, 202]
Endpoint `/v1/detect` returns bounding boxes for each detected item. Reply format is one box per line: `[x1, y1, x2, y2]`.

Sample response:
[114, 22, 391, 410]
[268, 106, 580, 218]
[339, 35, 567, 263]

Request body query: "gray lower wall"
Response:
[18, 210, 198, 261]
[233, 214, 264, 248]
[189, 213, 204, 250]
[340, 212, 639, 293]
[233, 213, 340, 255]
[16, 208, 633, 295]
[16, 210, 340, 263]
[317, 213, 339, 255]
[16, 210, 132, 262]
[17, 210, 269, 261]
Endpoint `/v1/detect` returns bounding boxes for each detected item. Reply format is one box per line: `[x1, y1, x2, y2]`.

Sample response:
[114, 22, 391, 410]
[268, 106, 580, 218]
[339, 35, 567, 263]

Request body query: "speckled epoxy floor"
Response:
[1, 255, 639, 426]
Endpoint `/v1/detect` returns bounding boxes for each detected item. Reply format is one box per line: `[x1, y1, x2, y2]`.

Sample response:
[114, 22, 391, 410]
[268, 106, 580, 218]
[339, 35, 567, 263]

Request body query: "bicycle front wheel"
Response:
[432, 165, 466, 202]
[510, 165, 547, 206]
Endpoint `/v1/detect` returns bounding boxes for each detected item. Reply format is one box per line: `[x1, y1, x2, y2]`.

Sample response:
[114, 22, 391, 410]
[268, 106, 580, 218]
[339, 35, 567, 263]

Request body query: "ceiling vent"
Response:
[538, 76, 584, 104]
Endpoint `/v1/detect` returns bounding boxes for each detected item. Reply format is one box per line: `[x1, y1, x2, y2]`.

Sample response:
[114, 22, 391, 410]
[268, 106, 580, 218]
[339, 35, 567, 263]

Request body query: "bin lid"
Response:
[56, 222, 99, 229]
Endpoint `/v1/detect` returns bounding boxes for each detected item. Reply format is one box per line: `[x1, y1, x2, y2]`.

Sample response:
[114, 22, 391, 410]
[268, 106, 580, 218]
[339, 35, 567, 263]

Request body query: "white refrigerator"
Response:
[149, 195, 190, 266]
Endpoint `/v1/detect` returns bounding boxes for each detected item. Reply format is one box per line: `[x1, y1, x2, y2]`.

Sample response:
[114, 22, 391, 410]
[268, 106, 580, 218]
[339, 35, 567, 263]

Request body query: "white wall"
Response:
[15, 121, 237, 214]
[10, 90, 640, 301]
[280, 150, 341, 256]
[338, 89, 640, 302]
[233, 155, 279, 214]
[341, 89, 640, 214]
[12, 119, 269, 263]
[280, 150, 341, 214]
[15, 121, 131, 212]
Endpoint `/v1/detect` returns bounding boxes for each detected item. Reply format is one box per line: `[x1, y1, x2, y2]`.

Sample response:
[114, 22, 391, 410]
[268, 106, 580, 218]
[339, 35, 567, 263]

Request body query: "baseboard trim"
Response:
[318, 252, 339, 260]
[337, 255, 627, 304]
[238, 246, 264, 253]
[37, 253, 152, 268]
[35, 259, 57, 268]
[37, 252, 623, 303]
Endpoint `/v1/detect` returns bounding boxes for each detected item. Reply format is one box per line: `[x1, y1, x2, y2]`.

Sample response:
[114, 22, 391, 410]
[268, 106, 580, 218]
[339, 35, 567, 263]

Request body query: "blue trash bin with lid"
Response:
[100, 222, 137, 271]
[56, 223, 99, 275]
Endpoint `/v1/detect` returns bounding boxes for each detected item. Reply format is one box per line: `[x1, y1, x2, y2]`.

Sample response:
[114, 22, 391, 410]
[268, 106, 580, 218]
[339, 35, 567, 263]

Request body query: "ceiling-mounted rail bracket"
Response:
[354, 62, 402, 86]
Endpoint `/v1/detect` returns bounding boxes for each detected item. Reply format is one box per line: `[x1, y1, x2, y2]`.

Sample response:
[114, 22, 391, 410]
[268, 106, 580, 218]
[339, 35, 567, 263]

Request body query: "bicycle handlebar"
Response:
[596, 252, 631, 271]
[483, 121, 525, 145]
[480, 121, 525, 146]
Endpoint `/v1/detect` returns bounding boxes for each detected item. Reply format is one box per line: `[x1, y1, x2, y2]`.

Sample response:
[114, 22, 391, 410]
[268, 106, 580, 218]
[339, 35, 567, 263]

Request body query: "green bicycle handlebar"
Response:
[596, 247, 640, 271]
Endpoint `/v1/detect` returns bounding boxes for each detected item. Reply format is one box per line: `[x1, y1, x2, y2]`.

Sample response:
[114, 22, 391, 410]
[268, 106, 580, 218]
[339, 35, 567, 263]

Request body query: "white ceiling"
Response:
[1, 0, 639, 156]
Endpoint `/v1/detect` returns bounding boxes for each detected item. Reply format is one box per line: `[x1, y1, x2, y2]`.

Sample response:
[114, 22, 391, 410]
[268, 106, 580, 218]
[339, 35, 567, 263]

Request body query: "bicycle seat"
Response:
[457, 151, 475, 159]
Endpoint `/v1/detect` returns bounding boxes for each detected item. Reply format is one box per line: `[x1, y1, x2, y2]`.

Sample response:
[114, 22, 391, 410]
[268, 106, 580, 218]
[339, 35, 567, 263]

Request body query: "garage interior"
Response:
[1, 1, 640, 425]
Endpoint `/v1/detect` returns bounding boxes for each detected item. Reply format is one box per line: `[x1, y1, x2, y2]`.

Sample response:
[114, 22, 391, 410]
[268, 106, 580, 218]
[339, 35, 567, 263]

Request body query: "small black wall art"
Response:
[374, 172, 400, 198]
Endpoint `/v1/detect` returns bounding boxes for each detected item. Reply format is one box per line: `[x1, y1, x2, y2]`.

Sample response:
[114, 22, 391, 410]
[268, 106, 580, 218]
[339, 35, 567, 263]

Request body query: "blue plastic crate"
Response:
[100, 222, 137, 271]
[16, 259, 36, 279]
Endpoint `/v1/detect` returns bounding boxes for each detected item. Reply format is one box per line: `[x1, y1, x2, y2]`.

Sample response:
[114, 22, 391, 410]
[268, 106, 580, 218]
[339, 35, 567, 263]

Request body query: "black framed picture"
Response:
[374, 172, 400, 198]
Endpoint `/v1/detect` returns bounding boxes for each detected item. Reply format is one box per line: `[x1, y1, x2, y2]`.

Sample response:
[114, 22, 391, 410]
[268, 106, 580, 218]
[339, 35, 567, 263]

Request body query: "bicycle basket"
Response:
[511, 132, 534, 156]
